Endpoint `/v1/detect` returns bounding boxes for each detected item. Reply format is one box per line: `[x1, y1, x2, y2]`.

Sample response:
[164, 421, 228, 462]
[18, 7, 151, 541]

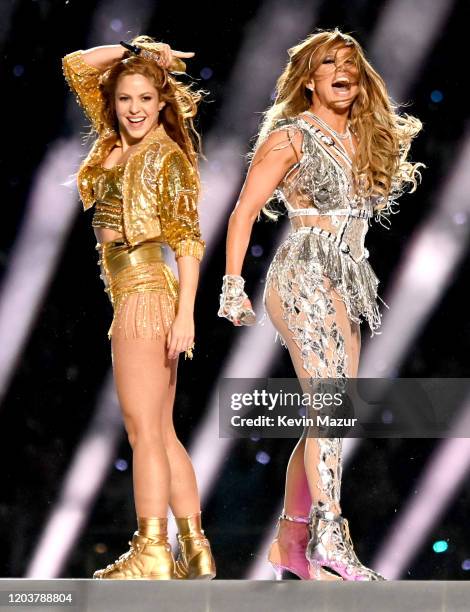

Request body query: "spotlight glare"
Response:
[462, 559, 470, 571]
[114, 458, 128, 472]
[256, 451, 270, 465]
[110, 19, 123, 33]
[432, 540, 448, 553]
[13, 65, 24, 77]
[200, 67, 213, 80]
[430, 90, 443, 103]
[251, 245, 263, 257]
[453, 212, 467, 225]
[94, 543, 107, 554]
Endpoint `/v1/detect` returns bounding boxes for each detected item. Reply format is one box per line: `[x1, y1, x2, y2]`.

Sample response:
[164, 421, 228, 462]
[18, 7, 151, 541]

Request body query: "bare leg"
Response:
[265, 281, 360, 580]
[160, 360, 202, 517]
[112, 344, 201, 518]
[112, 335, 173, 517]
[266, 280, 360, 516]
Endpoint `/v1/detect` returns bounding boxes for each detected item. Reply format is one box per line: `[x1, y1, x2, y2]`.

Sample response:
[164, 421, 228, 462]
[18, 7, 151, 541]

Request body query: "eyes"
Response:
[322, 56, 355, 66]
[118, 95, 154, 102]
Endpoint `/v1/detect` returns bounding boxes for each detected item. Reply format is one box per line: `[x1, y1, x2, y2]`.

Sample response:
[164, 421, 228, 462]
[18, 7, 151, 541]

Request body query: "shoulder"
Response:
[137, 130, 187, 175]
[141, 128, 180, 158]
[265, 116, 306, 147]
[150, 143, 199, 193]
[254, 117, 304, 165]
[159, 147, 197, 181]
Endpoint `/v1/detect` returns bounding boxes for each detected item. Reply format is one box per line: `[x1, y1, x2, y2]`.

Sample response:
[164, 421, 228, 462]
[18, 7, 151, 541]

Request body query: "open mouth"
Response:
[127, 117, 146, 126]
[332, 78, 351, 91]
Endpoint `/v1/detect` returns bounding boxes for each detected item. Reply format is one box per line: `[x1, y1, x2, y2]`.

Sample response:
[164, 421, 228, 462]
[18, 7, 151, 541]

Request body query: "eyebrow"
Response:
[117, 91, 155, 96]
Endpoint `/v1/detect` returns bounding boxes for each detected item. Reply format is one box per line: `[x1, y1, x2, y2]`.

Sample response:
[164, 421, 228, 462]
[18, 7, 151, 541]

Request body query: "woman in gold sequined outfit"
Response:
[63, 37, 215, 580]
[219, 30, 422, 580]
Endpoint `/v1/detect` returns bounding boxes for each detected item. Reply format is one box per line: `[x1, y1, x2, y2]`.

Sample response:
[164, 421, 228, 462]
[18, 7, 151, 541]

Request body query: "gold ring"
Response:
[184, 343, 195, 360]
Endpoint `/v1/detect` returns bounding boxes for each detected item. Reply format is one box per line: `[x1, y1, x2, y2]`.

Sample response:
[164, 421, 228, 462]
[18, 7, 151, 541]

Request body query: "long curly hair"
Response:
[255, 29, 423, 214]
[99, 36, 203, 173]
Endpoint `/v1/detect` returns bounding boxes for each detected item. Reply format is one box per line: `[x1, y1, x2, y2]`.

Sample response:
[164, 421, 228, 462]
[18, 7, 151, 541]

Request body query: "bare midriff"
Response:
[289, 215, 341, 234]
[94, 227, 124, 244]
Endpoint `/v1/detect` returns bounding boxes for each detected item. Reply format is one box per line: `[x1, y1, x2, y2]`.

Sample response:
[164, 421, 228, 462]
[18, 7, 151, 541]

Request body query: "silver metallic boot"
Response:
[306, 506, 385, 581]
[305, 436, 385, 581]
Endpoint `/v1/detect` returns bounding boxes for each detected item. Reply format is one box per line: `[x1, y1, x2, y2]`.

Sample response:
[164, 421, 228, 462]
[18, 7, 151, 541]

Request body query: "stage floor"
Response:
[0, 579, 468, 612]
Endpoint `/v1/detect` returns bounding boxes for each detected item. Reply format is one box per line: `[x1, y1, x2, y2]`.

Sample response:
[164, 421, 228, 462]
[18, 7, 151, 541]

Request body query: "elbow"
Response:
[229, 205, 257, 230]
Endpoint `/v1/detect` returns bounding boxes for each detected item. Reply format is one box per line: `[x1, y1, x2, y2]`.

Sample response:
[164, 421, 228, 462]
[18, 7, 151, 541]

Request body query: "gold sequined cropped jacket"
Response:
[62, 50, 205, 260]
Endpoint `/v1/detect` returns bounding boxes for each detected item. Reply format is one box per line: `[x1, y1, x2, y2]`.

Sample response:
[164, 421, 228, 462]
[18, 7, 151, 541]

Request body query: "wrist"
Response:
[176, 302, 195, 317]
[222, 274, 245, 297]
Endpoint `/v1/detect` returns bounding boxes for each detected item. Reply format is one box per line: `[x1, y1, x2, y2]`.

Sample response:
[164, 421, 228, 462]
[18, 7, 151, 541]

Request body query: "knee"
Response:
[162, 423, 179, 449]
[125, 420, 164, 450]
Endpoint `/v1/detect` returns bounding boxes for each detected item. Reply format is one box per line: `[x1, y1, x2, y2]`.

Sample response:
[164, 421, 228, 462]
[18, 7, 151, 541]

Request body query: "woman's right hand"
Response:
[218, 275, 257, 326]
[138, 42, 195, 70]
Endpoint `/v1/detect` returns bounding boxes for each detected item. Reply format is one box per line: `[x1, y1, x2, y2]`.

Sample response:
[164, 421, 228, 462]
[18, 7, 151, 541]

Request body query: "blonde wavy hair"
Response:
[100, 36, 203, 176]
[255, 29, 423, 215]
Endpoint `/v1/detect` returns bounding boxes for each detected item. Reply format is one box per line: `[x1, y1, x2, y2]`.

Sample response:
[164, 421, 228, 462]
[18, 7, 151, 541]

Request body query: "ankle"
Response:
[310, 503, 342, 520]
[175, 511, 204, 537]
[137, 516, 169, 541]
[277, 513, 308, 548]
[280, 511, 309, 524]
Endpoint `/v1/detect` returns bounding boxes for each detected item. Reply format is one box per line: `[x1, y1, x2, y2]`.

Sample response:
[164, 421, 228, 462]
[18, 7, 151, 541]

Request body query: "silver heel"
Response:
[306, 507, 385, 581]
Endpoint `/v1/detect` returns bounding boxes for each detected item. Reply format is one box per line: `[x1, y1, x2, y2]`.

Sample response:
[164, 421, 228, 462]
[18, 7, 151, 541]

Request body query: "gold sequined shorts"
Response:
[96, 240, 178, 340]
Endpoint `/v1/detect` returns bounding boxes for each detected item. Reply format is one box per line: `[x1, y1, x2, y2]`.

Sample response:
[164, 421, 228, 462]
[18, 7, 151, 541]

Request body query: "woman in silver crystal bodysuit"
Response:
[218, 30, 423, 581]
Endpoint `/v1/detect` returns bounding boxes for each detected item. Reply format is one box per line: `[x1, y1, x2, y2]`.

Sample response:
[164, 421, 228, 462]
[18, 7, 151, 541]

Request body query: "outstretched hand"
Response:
[150, 43, 195, 69]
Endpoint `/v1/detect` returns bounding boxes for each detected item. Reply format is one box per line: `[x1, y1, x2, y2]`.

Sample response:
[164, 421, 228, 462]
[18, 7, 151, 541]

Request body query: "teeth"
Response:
[128, 118, 145, 123]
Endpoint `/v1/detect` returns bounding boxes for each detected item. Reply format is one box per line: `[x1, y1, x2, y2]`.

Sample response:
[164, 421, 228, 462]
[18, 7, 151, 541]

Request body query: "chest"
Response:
[89, 165, 124, 202]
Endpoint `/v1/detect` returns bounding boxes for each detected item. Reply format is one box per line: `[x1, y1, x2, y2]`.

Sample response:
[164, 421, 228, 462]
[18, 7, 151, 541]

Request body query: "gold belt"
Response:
[97, 240, 165, 277]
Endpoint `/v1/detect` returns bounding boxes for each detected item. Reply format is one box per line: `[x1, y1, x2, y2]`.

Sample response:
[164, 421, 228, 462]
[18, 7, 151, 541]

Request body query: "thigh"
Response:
[265, 278, 361, 381]
[111, 334, 174, 430]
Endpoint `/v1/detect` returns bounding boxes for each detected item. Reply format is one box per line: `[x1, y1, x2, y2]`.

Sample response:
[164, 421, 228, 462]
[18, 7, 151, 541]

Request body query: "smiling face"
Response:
[307, 45, 360, 113]
[114, 73, 165, 144]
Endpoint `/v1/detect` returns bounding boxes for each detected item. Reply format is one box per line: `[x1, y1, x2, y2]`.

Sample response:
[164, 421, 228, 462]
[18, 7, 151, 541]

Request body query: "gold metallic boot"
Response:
[93, 517, 175, 579]
[174, 512, 216, 579]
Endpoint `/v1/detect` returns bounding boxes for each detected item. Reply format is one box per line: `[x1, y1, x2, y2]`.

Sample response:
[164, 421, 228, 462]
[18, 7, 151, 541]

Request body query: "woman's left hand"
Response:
[167, 313, 195, 360]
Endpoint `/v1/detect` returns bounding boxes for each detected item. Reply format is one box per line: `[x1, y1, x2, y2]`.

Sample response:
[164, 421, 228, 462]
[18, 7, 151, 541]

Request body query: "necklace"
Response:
[304, 111, 350, 140]
[303, 110, 354, 160]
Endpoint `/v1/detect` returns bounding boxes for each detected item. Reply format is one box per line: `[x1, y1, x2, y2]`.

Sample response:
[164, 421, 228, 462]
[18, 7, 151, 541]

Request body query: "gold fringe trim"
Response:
[174, 239, 205, 261]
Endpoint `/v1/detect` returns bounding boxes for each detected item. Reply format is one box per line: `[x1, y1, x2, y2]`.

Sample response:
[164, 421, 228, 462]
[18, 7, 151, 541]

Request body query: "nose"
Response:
[129, 100, 141, 114]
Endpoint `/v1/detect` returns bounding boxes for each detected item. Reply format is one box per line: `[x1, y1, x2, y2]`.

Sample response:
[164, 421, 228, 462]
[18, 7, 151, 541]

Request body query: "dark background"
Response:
[0, 0, 468, 580]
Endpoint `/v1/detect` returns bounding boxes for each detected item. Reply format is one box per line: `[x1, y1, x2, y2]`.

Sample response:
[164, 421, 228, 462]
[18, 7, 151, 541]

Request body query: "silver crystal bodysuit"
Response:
[264, 115, 383, 380]
[262, 115, 387, 581]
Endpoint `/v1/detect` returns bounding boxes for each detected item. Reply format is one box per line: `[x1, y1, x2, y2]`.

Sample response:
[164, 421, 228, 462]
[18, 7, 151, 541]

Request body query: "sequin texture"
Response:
[62, 51, 205, 258]
[97, 240, 178, 340]
[263, 116, 384, 379]
[91, 165, 125, 233]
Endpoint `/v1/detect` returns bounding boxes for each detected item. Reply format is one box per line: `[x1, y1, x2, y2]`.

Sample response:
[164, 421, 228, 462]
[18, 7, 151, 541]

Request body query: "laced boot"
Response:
[174, 512, 216, 579]
[306, 506, 385, 581]
[93, 517, 175, 579]
[268, 513, 341, 581]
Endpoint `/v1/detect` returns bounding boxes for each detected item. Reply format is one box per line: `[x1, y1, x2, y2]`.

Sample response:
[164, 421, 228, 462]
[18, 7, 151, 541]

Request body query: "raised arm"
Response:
[79, 45, 126, 70]
[62, 42, 193, 132]
[62, 45, 125, 131]
[219, 128, 302, 325]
